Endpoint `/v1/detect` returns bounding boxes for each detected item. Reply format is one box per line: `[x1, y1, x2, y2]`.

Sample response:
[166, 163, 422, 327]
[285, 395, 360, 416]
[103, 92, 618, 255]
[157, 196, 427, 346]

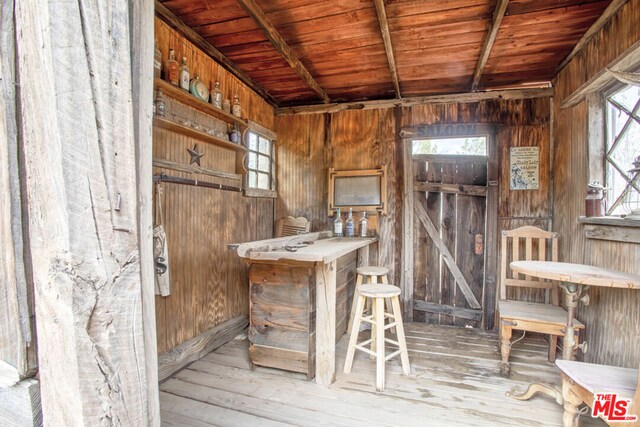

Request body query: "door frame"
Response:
[400, 123, 499, 330]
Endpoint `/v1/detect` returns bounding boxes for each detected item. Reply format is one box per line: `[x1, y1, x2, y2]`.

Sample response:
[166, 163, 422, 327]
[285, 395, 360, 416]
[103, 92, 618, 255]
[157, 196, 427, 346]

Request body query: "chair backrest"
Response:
[499, 226, 558, 303]
[275, 216, 310, 237]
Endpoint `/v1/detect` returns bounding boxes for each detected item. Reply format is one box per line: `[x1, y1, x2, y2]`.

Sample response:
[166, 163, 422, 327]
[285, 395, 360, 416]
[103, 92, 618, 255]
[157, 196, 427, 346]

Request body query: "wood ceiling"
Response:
[158, 0, 614, 106]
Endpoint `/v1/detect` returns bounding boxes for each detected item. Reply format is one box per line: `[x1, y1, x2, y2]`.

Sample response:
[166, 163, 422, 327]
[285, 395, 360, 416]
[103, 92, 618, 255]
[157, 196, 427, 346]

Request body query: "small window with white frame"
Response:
[605, 84, 640, 215]
[246, 130, 275, 192]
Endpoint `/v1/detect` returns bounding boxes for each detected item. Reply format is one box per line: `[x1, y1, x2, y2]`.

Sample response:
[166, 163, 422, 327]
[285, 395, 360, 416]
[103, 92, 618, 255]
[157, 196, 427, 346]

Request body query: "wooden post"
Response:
[401, 139, 414, 321]
[484, 129, 499, 330]
[315, 260, 337, 386]
[15, 0, 156, 424]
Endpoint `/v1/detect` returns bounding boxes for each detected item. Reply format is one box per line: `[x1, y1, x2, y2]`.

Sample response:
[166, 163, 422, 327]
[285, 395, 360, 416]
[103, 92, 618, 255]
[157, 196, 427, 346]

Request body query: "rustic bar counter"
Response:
[230, 232, 377, 385]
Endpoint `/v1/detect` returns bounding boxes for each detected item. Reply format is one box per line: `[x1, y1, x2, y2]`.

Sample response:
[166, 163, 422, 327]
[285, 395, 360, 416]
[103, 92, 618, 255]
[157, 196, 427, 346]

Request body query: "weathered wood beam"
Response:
[471, 0, 509, 91]
[155, 1, 280, 107]
[236, 0, 331, 104]
[413, 301, 483, 322]
[555, 0, 629, 74]
[275, 87, 553, 115]
[158, 316, 248, 382]
[414, 182, 487, 196]
[373, 0, 401, 98]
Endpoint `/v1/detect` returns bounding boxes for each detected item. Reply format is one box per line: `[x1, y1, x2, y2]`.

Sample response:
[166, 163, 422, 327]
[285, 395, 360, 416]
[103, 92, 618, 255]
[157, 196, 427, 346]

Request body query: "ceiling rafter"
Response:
[555, 0, 629, 73]
[471, 0, 509, 92]
[373, 0, 401, 98]
[275, 87, 554, 115]
[155, 1, 280, 107]
[236, 0, 331, 104]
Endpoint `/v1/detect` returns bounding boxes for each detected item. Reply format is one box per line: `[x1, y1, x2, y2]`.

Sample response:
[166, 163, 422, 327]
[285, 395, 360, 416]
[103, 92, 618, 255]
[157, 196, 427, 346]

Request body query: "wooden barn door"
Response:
[401, 124, 498, 330]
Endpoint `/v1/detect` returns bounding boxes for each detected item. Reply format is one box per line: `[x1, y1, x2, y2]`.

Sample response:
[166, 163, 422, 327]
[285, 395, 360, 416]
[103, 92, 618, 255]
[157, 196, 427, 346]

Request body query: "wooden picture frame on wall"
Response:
[328, 166, 387, 216]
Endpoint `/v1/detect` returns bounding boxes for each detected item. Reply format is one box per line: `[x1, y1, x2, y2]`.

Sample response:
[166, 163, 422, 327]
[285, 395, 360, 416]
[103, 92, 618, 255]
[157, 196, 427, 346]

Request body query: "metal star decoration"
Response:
[187, 144, 204, 166]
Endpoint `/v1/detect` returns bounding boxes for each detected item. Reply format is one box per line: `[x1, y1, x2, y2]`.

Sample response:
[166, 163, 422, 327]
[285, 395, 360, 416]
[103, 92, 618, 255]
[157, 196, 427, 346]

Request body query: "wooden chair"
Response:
[498, 226, 585, 375]
[557, 360, 638, 427]
[275, 216, 310, 237]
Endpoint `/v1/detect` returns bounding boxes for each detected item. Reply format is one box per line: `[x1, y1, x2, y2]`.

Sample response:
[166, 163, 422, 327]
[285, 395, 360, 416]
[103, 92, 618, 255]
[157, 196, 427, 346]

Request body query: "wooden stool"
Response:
[347, 266, 391, 335]
[343, 284, 410, 391]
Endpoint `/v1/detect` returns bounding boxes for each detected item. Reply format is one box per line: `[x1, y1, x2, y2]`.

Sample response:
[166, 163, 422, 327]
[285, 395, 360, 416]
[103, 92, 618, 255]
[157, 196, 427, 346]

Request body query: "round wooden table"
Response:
[507, 261, 640, 405]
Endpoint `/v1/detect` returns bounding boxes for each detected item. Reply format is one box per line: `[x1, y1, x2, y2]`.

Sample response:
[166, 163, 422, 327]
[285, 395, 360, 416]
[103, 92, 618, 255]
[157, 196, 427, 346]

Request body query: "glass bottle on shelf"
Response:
[333, 208, 343, 237]
[154, 88, 165, 117]
[359, 211, 368, 237]
[179, 57, 190, 91]
[165, 48, 179, 86]
[228, 123, 240, 144]
[232, 94, 242, 118]
[345, 208, 355, 237]
[222, 98, 231, 114]
[154, 39, 162, 79]
[211, 81, 223, 109]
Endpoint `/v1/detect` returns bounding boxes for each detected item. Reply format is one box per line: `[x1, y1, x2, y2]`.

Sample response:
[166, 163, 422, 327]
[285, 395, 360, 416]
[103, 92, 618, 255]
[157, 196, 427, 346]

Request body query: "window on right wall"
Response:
[605, 84, 640, 215]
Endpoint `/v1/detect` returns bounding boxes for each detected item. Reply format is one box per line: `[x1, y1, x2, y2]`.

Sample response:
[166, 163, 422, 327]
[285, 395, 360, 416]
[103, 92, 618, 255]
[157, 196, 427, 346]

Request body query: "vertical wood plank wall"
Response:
[275, 99, 551, 323]
[552, 0, 640, 368]
[154, 18, 275, 354]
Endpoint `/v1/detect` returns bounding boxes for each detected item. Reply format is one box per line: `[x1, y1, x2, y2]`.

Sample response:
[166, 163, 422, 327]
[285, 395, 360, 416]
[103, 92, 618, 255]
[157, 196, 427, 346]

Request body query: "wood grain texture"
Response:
[0, 0, 35, 382]
[471, 0, 509, 91]
[553, 0, 640, 369]
[158, 315, 248, 381]
[0, 378, 41, 427]
[16, 0, 151, 423]
[154, 22, 275, 354]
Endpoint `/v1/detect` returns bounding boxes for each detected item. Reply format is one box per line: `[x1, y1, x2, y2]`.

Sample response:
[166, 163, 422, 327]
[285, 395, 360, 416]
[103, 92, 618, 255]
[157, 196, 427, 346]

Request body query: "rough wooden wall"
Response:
[154, 19, 275, 354]
[552, 0, 640, 369]
[275, 98, 551, 323]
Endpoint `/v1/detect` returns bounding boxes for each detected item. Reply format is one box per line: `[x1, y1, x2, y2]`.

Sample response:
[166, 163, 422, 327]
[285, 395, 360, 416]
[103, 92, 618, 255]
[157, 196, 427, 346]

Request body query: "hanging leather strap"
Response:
[154, 182, 165, 226]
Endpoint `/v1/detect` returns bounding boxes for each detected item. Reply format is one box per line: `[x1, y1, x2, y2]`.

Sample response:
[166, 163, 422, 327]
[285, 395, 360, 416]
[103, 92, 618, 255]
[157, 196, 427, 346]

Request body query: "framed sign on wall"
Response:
[328, 166, 387, 215]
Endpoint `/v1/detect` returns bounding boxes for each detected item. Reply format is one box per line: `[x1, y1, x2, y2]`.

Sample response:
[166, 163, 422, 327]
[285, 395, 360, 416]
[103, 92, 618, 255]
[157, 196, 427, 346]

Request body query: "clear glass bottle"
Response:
[333, 208, 343, 237]
[222, 98, 231, 114]
[154, 88, 166, 117]
[165, 48, 179, 86]
[359, 211, 368, 237]
[345, 208, 355, 237]
[232, 94, 242, 118]
[154, 39, 162, 79]
[179, 57, 190, 91]
[211, 81, 222, 109]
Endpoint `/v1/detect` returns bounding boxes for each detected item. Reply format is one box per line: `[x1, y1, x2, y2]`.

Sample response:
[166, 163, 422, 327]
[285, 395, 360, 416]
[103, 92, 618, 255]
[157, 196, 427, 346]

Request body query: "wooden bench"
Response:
[557, 360, 639, 427]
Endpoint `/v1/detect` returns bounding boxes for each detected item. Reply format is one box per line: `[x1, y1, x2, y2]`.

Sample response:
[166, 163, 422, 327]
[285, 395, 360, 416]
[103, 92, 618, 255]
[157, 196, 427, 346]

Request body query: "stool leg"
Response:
[347, 274, 364, 335]
[344, 295, 366, 374]
[370, 297, 377, 359]
[391, 296, 410, 375]
[381, 274, 395, 334]
[375, 296, 386, 391]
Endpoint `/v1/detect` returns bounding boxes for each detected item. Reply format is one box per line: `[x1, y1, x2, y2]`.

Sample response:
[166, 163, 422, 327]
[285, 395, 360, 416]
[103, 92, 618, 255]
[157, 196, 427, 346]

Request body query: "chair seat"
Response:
[498, 300, 585, 328]
[556, 360, 637, 400]
[358, 284, 400, 298]
[356, 266, 389, 276]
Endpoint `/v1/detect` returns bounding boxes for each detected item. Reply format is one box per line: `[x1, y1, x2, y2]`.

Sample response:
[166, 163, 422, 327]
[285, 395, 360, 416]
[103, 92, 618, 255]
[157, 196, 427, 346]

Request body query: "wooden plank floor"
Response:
[160, 323, 605, 426]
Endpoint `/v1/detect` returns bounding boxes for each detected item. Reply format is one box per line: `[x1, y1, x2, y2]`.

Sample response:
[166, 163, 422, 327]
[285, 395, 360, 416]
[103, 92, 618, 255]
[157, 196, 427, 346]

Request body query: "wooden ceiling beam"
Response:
[373, 0, 401, 98]
[275, 86, 554, 115]
[236, 0, 331, 104]
[471, 0, 509, 92]
[154, 1, 280, 107]
[555, 0, 628, 74]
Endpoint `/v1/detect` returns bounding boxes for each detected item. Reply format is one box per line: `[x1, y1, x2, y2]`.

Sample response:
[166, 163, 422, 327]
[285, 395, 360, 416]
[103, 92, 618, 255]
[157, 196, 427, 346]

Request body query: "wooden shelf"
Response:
[154, 78, 248, 129]
[153, 116, 247, 153]
[578, 216, 640, 244]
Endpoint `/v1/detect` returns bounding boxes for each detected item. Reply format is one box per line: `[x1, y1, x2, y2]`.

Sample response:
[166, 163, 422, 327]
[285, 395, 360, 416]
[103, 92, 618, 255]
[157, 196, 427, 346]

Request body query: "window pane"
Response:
[609, 107, 630, 141]
[248, 152, 257, 170]
[259, 137, 270, 154]
[248, 171, 258, 188]
[412, 137, 487, 155]
[258, 155, 270, 172]
[257, 173, 270, 189]
[249, 132, 258, 151]
[610, 85, 640, 113]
